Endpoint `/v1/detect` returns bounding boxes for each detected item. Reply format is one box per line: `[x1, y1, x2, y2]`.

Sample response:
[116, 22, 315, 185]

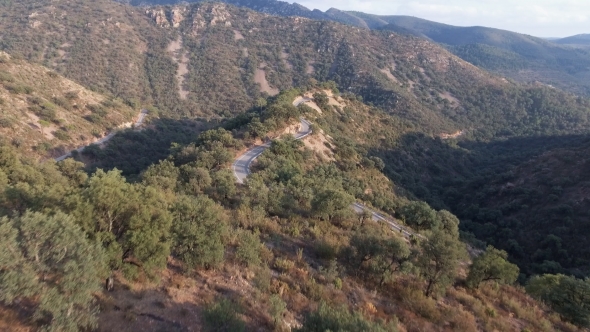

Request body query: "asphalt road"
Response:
[232, 98, 312, 184]
[232, 97, 417, 238]
[55, 109, 148, 162]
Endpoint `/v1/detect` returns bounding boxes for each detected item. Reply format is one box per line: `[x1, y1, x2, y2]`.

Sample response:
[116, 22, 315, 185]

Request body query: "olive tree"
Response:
[0, 211, 106, 332]
[466, 245, 519, 289]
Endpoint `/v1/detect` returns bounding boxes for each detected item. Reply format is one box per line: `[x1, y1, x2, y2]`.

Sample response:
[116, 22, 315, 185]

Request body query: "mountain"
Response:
[117, 0, 590, 96]
[120, 0, 327, 18]
[2, 0, 590, 330]
[0, 85, 584, 332]
[0, 52, 137, 159]
[340, 12, 590, 95]
[556, 34, 590, 44]
[0, 0, 172, 108]
[555, 34, 590, 49]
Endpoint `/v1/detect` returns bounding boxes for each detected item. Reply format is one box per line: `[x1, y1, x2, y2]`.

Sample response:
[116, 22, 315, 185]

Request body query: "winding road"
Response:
[54, 109, 148, 162]
[232, 98, 417, 238]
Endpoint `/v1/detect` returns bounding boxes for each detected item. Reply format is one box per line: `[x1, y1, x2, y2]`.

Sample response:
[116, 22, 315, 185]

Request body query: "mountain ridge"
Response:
[116, 0, 590, 96]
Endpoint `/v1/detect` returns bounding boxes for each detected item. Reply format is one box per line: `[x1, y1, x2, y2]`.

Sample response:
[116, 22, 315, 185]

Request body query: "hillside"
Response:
[0, 0, 187, 113]
[343, 13, 590, 95]
[115, 0, 590, 96]
[1, 87, 586, 332]
[0, 52, 137, 159]
[2, 1, 590, 330]
[555, 34, 590, 49]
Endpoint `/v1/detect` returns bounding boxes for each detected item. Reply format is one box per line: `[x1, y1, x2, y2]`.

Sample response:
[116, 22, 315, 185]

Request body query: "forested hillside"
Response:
[0, 52, 137, 159]
[1, 87, 586, 331]
[1, 0, 590, 330]
[116, 0, 590, 96]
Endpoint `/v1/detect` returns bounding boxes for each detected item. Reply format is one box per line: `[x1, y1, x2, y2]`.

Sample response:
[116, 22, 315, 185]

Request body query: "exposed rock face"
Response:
[170, 7, 186, 28]
[146, 8, 170, 27]
[190, 4, 233, 35]
[145, 4, 233, 34]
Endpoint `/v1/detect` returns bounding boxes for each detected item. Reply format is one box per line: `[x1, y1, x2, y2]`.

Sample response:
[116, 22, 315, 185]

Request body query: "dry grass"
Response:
[0, 55, 136, 159]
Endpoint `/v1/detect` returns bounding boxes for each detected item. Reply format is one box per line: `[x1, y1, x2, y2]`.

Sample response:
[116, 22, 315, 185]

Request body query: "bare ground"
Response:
[280, 49, 293, 70]
[380, 67, 398, 83]
[294, 96, 322, 114]
[167, 36, 190, 100]
[301, 130, 334, 161]
[233, 29, 244, 41]
[439, 91, 461, 106]
[254, 63, 279, 96]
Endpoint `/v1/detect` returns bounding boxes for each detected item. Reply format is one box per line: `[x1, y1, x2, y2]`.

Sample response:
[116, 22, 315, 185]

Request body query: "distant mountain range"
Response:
[554, 34, 590, 47]
[118, 0, 590, 96]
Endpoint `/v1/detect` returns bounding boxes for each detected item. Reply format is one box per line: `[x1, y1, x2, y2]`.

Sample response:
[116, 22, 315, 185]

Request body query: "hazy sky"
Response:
[292, 0, 589, 37]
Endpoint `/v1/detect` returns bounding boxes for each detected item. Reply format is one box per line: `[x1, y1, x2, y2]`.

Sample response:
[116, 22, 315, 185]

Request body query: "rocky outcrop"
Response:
[146, 8, 170, 28]
[146, 4, 232, 33]
[146, 6, 186, 28]
[170, 7, 186, 28]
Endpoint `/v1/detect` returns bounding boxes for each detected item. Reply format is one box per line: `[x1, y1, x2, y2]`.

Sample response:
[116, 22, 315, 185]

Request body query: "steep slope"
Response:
[114, 88, 590, 330]
[0, 0, 195, 116]
[1, 89, 585, 332]
[457, 137, 590, 277]
[123, 0, 327, 19]
[140, 2, 519, 133]
[0, 52, 137, 159]
[117, 0, 590, 96]
[345, 13, 590, 95]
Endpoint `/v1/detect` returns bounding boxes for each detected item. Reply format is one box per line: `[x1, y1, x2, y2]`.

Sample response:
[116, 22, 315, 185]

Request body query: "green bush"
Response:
[274, 257, 295, 272]
[269, 294, 287, 324]
[296, 302, 397, 332]
[172, 195, 228, 270]
[0, 117, 14, 128]
[202, 298, 245, 332]
[65, 91, 79, 100]
[314, 240, 337, 260]
[54, 130, 71, 141]
[5, 83, 33, 94]
[53, 96, 72, 111]
[0, 70, 14, 82]
[236, 231, 262, 267]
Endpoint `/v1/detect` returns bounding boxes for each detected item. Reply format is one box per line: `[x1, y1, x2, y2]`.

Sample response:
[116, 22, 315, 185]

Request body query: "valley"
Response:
[0, 0, 590, 331]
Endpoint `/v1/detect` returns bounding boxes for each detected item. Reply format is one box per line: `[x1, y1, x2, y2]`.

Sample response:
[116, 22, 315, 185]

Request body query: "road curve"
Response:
[54, 109, 148, 162]
[232, 98, 312, 184]
[231, 98, 418, 238]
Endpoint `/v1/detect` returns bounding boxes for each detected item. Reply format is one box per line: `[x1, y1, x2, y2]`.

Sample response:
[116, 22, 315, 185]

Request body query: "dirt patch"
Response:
[306, 61, 315, 74]
[282, 122, 301, 136]
[439, 91, 460, 106]
[302, 129, 334, 161]
[280, 49, 293, 70]
[440, 130, 465, 140]
[302, 90, 345, 112]
[293, 96, 322, 114]
[323, 90, 345, 108]
[380, 67, 398, 83]
[26, 112, 56, 140]
[254, 63, 279, 96]
[242, 48, 249, 58]
[97, 262, 266, 332]
[167, 36, 190, 100]
[233, 29, 244, 41]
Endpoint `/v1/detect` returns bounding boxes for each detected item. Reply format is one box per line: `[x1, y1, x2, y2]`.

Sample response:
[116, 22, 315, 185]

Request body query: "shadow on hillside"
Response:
[370, 131, 590, 209]
[63, 117, 220, 179]
[370, 131, 590, 276]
